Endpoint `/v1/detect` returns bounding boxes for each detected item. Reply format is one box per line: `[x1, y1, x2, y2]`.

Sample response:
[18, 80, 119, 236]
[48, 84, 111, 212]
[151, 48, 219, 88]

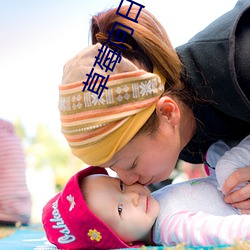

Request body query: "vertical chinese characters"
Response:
[82, 0, 145, 98]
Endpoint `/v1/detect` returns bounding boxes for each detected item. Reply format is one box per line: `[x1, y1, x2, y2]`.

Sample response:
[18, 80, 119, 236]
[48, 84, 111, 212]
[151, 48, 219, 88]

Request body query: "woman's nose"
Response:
[112, 168, 139, 185]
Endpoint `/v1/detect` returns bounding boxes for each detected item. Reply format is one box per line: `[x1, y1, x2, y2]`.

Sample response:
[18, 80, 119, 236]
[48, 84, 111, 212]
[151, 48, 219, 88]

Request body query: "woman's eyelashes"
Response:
[120, 180, 124, 191]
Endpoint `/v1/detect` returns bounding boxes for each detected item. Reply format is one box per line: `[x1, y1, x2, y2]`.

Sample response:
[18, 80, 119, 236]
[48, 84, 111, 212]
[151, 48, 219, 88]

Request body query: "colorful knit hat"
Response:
[42, 166, 142, 249]
[59, 43, 165, 166]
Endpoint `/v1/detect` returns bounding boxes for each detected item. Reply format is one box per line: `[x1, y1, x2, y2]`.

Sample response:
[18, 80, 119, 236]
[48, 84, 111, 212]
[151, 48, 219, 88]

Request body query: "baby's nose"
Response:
[126, 191, 140, 206]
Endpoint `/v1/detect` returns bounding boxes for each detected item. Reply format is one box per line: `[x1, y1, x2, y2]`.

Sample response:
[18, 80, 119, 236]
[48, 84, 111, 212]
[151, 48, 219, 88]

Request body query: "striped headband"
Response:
[59, 43, 165, 165]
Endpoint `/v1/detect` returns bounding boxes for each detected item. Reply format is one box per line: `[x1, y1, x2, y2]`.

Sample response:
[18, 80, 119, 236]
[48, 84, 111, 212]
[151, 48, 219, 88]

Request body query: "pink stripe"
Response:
[163, 210, 190, 245]
[214, 218, 223, 244]
[228, 221, 234, 239]
[189, 213, 196, 245]
[206, 222, 216, 245]
[199, 215, 207, 246]
[161, 212, 176, 244]
[181, 212, 188, 244]
[173, 214, 183, 243]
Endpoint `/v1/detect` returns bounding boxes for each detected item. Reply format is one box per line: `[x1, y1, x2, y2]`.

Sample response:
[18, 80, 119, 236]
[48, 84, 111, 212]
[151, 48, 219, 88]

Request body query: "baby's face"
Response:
[84, 174, 160, 244]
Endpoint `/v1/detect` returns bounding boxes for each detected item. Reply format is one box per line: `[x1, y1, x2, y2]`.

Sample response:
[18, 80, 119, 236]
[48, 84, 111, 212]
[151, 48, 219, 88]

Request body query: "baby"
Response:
[42, 135, 250, 249]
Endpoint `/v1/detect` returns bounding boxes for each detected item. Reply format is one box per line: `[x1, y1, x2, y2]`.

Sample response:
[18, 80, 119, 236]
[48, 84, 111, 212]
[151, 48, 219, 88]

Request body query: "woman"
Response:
[59, 0, 250, 211]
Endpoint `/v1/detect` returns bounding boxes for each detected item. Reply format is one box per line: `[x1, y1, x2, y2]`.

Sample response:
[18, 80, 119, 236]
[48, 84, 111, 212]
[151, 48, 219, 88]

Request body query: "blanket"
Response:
[0, 225, 248, 250]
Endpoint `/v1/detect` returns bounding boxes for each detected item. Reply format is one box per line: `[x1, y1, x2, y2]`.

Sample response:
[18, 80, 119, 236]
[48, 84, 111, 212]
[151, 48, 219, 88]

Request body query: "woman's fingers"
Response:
[222, 167, 250, 195]
[223, 167, 250, 212]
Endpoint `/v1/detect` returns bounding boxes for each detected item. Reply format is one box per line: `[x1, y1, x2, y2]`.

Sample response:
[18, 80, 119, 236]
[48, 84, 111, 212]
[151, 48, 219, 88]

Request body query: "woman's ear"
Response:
[156, 96, 180, 126]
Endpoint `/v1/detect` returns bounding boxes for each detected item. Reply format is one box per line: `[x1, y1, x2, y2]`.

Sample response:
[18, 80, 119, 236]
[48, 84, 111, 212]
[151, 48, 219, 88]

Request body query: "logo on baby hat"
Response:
[50, 199, 76, 244]
[67, 194, 76, 211]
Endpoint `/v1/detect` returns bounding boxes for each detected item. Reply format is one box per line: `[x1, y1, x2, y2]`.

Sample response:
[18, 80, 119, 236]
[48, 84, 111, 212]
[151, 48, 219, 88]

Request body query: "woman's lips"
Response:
[143, 177, 154, 186]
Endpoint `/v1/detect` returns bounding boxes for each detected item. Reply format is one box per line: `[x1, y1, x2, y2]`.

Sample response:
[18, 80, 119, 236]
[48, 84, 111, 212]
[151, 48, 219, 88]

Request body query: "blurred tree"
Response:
[14, 120, 85, 191]
[28, 124, 69, 169]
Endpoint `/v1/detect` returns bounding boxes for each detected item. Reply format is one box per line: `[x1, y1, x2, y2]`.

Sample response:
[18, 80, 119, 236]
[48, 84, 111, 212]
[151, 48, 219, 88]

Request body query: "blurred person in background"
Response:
[0, 118, 31, 226]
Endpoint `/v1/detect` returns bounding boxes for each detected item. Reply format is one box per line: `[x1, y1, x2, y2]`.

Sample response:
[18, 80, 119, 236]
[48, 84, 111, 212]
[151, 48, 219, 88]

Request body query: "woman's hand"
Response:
[223, 166, 250, 214]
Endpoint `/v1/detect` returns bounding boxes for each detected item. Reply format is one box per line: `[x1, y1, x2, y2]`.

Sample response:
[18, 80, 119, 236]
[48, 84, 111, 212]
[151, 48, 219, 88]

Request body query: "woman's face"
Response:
[100, 120, 182, 186]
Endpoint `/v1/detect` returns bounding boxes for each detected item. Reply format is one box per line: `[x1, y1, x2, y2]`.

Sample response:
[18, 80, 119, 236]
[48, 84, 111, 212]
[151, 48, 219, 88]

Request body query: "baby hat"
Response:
[42, 166, 142, 249]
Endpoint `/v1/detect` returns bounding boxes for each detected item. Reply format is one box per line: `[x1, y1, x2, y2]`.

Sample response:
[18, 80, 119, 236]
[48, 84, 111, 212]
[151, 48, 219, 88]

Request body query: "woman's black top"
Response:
[176, 0, 250, 163]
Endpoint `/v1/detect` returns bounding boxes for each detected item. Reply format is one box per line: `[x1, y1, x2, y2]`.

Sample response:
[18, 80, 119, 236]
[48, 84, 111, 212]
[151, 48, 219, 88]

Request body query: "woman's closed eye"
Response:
[120, 180, 124, 191]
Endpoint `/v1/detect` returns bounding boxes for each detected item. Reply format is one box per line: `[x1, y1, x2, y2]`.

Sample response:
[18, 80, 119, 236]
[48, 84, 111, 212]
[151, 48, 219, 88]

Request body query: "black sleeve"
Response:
[176, 0, 250, 164]
[235, 7, 250, 100]
[176, 0, 250, 123]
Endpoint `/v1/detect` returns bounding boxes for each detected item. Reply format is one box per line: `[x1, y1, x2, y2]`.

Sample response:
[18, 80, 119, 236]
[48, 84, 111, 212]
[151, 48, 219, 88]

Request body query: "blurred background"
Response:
[0, 0, 238, 223]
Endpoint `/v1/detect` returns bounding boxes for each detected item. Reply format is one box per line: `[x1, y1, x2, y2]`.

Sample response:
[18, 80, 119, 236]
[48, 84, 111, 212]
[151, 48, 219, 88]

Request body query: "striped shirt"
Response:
[0, 119, 31, 224]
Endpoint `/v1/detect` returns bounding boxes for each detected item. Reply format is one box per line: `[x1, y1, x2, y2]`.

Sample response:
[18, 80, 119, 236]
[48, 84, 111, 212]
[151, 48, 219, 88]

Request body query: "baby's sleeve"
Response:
[159, 210, 250, 247]
[205, 139, 232, 178]
[215, 135, 250, 192]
